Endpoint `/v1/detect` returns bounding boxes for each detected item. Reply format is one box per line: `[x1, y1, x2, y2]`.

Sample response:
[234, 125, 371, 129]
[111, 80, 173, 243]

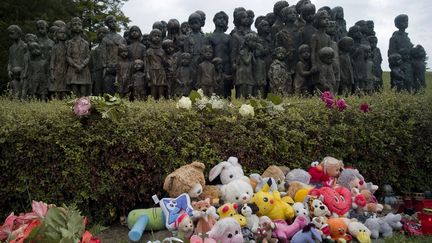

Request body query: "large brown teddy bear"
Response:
[163, 162, 206, 199]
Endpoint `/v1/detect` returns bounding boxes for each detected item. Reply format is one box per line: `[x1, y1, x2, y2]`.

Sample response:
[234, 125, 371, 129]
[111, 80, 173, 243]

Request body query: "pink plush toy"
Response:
[207, 217, 243, 243]
[272, 215, 309, 243]
[309, 187, 352, 217]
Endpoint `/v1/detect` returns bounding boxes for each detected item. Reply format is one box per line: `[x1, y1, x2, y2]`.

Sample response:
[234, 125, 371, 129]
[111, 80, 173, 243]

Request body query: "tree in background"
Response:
[0, 0, 130, 94]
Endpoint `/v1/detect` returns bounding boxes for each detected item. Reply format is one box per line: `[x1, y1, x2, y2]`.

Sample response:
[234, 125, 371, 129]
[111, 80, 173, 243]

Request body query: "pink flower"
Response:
[73, 97, 92, 117]
[360, 103, 370, 113]
[323, 97, 335, 108]
[335, 99, 348, 111]
[321, 91, 334, 102]
[0, 213, 17, 240]
[16, 201, 48, 224]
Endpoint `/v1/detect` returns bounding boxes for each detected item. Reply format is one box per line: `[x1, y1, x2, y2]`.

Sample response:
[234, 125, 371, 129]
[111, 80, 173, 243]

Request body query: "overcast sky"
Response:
[122, 0, 431, 70]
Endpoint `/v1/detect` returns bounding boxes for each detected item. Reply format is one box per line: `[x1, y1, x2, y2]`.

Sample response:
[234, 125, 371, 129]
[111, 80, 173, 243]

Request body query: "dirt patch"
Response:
[95, 225, 172, 243]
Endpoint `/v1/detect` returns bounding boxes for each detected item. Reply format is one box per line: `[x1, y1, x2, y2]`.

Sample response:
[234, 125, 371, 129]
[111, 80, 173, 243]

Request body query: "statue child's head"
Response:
[70, 17, 83, 34]
[246, 10, 255, 28]
[274, 46, 287, 61]
[313, 10, 330, 30]
[368, 36, 378, 49]
[36, 20, 48, 36]
[257, 20, 270, 36]
[188, 13, 202, 33]
[318, 47, 335, 65]
[29, 42, 42, 57]
[167, 19, 180, 35]
[411, 45, 426, 60]
[389, 53, 402, 68]
[162, 39, 175, 55]
[213, 11, 229, 31]
[212, 57, 223, 72]
[195, 10, 206, 28]
[281, 6, 298, 24]
[118, 44, 128, 59]
[25, 34, 38, 44]
[394, 14, 408, 31]
[244, 33, 257, 50]
[273, 1, 289, 19]
[56, 26, 68, 42]
[7, 25, 22, 41]
[133, 59, 144, 72]
[338, 36, 354, 53]
[298, 44, 311, 62]
[104, 15, 117, 31]
[149, 29, 162, 45]
[326, 21, 336, 36]
[129, 25, 142, 41]
[180, 22, 190, 35]
[301, 4, 316, 23]
[96, 27, 108, 43]
[348, 25, 362, 41]
[180, 52, 192, 66]
[200, 45, 213, 61]
[331, 6, 344, 20]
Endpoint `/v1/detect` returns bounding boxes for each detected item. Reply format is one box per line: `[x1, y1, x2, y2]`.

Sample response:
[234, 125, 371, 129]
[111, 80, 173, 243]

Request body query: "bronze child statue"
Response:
[317, 47, 336, 93]
[294, 44, 317, 94]
[388, 53, 405, 92]
[50, 26, 69, 99]
[24, 41, 49, 100]
[338, 36, 355, 95]
[145, 29, 167, 99]
[131, 59, 146, 100]
[196, 45, 217, 96]
[175, 52, 194, 97]
[268, 46, 291, 96]
[117, 44, 132, 98]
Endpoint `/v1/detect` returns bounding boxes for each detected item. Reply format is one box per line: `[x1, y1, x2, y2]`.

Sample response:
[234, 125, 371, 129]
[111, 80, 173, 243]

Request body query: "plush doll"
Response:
[163, 161, 206, 199]
[217, 202, 238, 219]
[347, 221, 372, 243]
[305, 196, 331, 217]
[292, 202, 309, 217]
[207, 217, 244, 243]
[249, 175, 279, 193]
[364, 213, 402, 239]
[251, 180, 295, 220]
[256, 216, 278, 243]
[337, 168, 366, 191]
[199, 185, 222, 206]
[175, 212, 194, 242]
[209, 156, 246, 185]
[239, 203, 260, 233]
[159, 193, 194, 231]
[261, 165, 289, 191]
[327, 218, 352, 242]
[190, 235, 216, 243]
[291, 223, 323, 243]
[308, 157, 344, 187]
[286, 181, 313, 202]
[272, 215, 310, 243]
[286, 168, 311, 184]
[220, 177, 254, 204]
[360, 189, 384, 213]
[309, 186, 352, 217]
[311, 216, 331, 240]
[192, 198, 219, 235]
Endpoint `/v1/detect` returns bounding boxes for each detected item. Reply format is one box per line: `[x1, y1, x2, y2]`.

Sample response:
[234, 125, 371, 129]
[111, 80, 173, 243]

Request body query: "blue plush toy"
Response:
[291, 223, 322, 243]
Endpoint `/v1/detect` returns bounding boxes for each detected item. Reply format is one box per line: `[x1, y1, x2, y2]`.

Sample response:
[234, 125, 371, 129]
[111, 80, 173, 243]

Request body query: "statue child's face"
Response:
[134, 61, 144, 71]
[8, 29, 19, 41]
[189, 18, 201, 32]
[150, 32, 161, 44]
[319, 13, 330, 29]
[397, 18, 408, 30]
[214, 15, 228, 29]
[258, 21, 270, 35]
[106, 19, 117, 30]
[130, 29, 140, 40]
[37, 24, 47, 35]
[369, 40, 377, 49]
[283, 8, 297, 24]
[120, 49, 128, 59]
[302, 9, 315, 23]
[300, 49, 311, 61]
[336, 9, 344, 19]
[71, 20, 82, 33]
[275, 48, 286, 60]
[181, 56, 191, 66]
[56, 29, 67, 41]
[165, 44, 175, 55]
[203, 48, 213, 60]
[30, 44, 41, 56]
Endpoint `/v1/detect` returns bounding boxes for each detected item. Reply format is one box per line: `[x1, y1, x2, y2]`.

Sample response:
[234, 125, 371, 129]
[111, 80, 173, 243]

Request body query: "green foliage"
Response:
[0, 90, 431, 225]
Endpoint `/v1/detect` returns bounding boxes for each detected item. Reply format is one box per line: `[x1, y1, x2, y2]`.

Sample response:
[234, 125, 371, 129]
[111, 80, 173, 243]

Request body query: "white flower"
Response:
[239, 104, 255, 117]
[197, 88, 204, 97]
[210, 95, 226, 110]
[196, 96, 209, 110]
[176, 96, 192, 110]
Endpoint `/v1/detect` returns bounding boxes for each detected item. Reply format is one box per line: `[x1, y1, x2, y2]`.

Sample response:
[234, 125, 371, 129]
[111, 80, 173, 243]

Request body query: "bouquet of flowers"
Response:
[70, 94, 128, 121]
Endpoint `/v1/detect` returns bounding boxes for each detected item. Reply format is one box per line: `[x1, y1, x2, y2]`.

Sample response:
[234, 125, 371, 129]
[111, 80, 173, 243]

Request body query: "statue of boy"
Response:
[116, 44, 132, 98]
[50, 26, 69, 99]
[411, 45, 427, 90]
[162, 39, 177, 97]
[24, 42, 49, 100]
[330, 6, 347, 42]
[35, 20, 54, 60]
[275, 6, 301, 71]
[368, 36, 383, 91]
[101, 15, 127, 80]
[66, 17, 91, 97]
[208, 11, 232, 98]
[236, 33, 257, 98]
[338, 37, 355, 95]
[294, 44, 317, 94]
[300, 3, 317, 46]
[131, 59, 146, 100]
[388, 53, 405, 91]
[8, 67, 23, 99]
[90, 27, 109, 95]
[7, 25, 27, 81]
[128, 25, 146, 61]
[196, 45, 217, 96]
[175, 52, 194, 97]
[388, 14, 413, 57]
[271, 1, 289, 39]
[317, 47, 336, 93]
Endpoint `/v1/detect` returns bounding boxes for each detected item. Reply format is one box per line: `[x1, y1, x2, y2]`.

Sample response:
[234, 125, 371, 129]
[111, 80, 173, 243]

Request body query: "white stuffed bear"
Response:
[364, 213, 402, 239]
[240, 203, 260, 233]
[220, 177, 254, 205]
[292, 202, 309, 217]
[209, 156, 245, 185]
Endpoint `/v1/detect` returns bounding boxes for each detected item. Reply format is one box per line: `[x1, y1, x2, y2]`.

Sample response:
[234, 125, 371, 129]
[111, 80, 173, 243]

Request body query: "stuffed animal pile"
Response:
[128, 156, 403, 242]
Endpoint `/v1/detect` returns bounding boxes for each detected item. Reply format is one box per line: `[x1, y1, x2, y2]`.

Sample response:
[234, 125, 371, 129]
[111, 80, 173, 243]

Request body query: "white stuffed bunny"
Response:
[209, 156, 245, 185]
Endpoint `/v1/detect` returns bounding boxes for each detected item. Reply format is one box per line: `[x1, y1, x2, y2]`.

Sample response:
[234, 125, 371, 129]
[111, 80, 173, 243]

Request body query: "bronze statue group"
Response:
[6, 0, 427, 101]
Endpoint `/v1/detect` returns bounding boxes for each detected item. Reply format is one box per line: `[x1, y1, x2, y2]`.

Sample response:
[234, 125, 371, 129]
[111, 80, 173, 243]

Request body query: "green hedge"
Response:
[1, 91, 431, 224]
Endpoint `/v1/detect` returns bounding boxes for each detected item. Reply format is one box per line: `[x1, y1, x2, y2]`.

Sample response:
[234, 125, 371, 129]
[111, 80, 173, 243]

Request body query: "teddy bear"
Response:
[192, 198, 219, 235]
[163, 161, 206, 199]
[286, 181, 312, 203]
[175, 212, 194, 242]
[262, 165, 289, 191]
[207, 217, 244, 243]
[364, 213, 402, 239]
[209, 156, 246, 185]
[337, 168, 366, 191]
[220, 177, 254, 205]
[308, 157, 344, 187]
[199, 185, 222, 206]
[361, 189, 384, 213]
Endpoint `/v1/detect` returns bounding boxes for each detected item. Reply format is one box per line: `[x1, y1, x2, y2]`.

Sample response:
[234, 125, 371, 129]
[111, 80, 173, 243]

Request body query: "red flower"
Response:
[81, 230, 101, 243]
[360, 103, 370, 113]
[321, 91, 334, 101]
[335, 99, 348, 111]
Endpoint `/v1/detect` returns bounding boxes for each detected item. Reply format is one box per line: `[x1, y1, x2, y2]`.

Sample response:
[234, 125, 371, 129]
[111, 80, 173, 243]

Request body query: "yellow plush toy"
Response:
[251, 180, 295, 220]
[216, 202, 246, 227]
